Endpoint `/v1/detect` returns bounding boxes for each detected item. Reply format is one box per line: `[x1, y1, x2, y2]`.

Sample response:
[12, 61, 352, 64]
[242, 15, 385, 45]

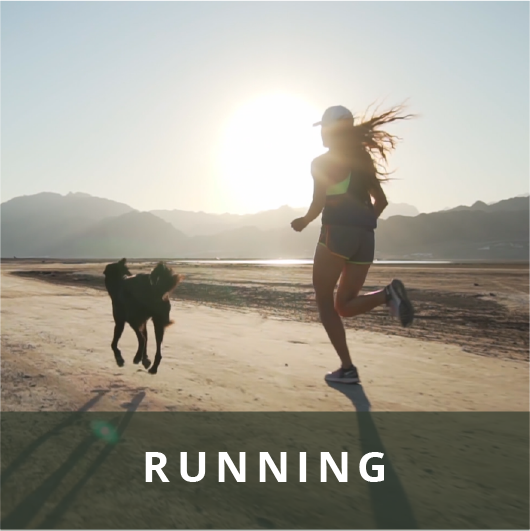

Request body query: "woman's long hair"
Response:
[353, 102, 415, 182]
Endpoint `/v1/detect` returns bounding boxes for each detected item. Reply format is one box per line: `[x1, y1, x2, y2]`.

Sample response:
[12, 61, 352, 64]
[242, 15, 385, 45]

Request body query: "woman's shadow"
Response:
[326, 381, 372, 411]
[326, 382, 418, 529]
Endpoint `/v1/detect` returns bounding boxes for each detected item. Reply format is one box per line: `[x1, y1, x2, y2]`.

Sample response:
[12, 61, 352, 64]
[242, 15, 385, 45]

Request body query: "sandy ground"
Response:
[1, 261, 528, 412]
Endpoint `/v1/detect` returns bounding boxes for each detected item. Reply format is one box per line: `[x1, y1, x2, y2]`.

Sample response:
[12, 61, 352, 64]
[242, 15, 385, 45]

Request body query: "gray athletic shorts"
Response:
[318, 225, 375, 264]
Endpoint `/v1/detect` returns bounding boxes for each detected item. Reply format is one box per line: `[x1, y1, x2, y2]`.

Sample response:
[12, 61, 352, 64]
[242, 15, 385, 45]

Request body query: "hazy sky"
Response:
[2, 1, 528, 215]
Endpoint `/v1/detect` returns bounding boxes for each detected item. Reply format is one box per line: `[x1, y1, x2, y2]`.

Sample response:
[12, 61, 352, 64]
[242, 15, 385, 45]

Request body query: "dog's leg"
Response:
[148, 319, 165, 375]
[111, 320, 126, 367]
[132, 323, 146, 365]
[141, 325, 152, 370]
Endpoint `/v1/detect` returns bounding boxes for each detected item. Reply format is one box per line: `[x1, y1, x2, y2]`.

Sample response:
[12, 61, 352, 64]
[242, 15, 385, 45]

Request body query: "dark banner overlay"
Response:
[1, 408, 528, 529]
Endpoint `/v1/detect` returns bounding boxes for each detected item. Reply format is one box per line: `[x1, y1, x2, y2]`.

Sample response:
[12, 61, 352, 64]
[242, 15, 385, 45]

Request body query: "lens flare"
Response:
[91, 420, 120, 444]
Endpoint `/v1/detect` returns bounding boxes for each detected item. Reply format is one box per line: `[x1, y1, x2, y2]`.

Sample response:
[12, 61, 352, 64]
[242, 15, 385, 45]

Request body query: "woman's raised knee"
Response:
[335, 297, 361, 318]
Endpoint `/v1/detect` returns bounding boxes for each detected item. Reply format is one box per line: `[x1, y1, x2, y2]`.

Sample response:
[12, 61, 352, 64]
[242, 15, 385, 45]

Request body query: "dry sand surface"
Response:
[1, 260, 528, 412]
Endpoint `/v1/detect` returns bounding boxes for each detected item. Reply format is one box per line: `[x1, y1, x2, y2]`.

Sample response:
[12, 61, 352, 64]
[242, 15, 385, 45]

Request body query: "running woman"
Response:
[291, 104, 415, 384]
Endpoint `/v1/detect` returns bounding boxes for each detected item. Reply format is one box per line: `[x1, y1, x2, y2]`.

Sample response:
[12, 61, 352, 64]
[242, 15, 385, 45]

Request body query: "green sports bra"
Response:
[326, 173, 352, 196]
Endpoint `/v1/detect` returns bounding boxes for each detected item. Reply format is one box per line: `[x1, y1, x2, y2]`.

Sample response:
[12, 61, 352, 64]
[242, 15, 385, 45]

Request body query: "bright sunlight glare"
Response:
[219, 93, 325, 214]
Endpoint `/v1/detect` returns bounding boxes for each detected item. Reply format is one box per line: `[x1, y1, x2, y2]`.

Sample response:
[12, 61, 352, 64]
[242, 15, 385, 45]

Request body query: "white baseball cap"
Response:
[313, 105, 354, 127]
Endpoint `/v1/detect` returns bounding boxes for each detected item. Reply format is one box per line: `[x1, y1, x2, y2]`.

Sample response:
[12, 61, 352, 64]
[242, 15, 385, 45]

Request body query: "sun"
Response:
[218, 93, 325, 214]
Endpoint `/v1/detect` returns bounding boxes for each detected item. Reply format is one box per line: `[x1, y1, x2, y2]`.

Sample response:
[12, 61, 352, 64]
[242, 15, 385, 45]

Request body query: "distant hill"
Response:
[49, 211, 187, 259]
[150, 202, 418, 235]
[380, 202, 420, 219]
[177, 208, 528, 261]
[180, 224, 319, 260]
[150, 205, 308, 236]
[1, 192, 134, 257]
[1, 192, 527, 260]
[446, 196, 529, 213]
[375, 208, 528, 260]
[175, 196, 528, 260]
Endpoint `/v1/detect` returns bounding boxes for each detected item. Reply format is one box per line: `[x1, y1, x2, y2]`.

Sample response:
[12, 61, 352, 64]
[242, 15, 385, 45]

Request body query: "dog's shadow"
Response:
[0, 391, 145, 530]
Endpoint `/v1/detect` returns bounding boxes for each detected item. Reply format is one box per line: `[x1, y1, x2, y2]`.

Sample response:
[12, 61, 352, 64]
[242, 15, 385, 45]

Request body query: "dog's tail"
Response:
[150, 261, 184, 299]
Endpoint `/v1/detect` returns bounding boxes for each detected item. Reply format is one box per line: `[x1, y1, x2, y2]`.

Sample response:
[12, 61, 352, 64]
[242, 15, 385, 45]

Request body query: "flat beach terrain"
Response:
[1, 260, 528, 412]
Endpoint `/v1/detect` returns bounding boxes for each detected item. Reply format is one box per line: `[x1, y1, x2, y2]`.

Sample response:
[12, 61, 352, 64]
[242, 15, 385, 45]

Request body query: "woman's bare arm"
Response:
[362, 153, 388, 218]
[369, 177, 389, 218]
[291, 159, 327, 231]
[302, 177, 327, 225]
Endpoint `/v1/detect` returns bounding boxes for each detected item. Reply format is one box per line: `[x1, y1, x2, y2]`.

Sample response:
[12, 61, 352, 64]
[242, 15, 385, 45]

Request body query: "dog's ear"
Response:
[119, 258, 127, 265]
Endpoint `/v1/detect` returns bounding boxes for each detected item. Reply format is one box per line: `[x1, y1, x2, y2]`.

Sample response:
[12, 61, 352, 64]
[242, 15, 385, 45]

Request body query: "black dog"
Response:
[103, 258, 183, 374]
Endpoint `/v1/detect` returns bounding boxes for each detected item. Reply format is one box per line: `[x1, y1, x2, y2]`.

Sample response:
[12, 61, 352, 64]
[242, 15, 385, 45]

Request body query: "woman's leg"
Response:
[335, 265, 415, 325]
[335, 263, 387, 318]
[334, 229, 414, 324]
[312, 243, 353, 369]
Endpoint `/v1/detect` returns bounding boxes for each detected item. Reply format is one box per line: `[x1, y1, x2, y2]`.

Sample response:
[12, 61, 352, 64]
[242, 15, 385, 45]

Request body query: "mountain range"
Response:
[1, 192, 528, 260]
[151, 201, 419, 236]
